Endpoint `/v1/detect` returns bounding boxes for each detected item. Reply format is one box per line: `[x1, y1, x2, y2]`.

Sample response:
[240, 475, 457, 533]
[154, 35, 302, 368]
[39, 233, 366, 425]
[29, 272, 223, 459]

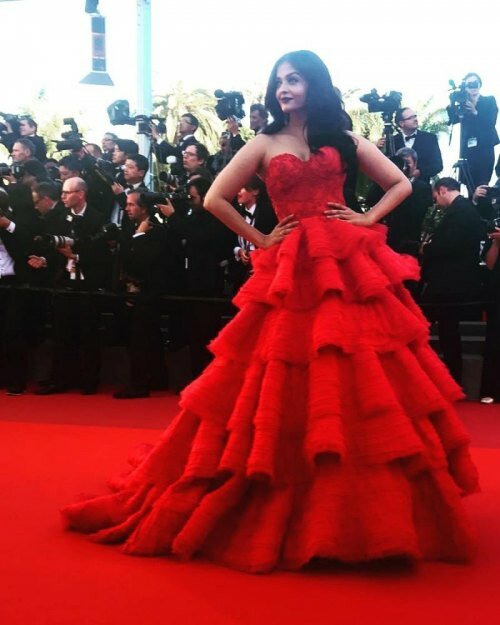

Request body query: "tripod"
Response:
[449, 110, 475, 197]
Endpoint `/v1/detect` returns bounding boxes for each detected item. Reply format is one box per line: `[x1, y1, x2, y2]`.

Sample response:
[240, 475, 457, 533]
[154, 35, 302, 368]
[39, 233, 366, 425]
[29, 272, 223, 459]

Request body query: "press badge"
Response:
[467, 137, 478, 148]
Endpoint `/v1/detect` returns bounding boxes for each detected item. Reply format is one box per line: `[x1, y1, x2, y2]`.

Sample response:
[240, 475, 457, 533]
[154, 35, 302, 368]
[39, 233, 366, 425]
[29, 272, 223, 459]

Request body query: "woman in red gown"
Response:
[62, 50, 479, 573]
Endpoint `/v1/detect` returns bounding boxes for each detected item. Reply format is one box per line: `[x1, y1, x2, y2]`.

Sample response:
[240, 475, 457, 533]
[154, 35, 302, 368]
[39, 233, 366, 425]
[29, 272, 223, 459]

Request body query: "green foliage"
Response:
[153, 82, 222, 153]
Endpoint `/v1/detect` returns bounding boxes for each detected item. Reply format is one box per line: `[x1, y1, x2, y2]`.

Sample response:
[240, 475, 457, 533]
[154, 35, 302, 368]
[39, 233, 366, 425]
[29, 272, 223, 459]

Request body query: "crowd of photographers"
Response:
[1, 73, 500, 402]
[0, 107, 275, 398]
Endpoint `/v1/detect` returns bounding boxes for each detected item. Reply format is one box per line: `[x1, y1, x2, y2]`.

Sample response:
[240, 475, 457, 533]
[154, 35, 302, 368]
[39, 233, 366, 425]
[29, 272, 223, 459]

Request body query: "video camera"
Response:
[0, 113, 21, 138]
[79, 152, 116, 187]
[360, 89, 402, 121]
[214, 90, 245, 122]
[107, 100, 166, 136]
[0, 162, 24, 180]
[54, 118, 84, 151]
[447, 80, 470, 121]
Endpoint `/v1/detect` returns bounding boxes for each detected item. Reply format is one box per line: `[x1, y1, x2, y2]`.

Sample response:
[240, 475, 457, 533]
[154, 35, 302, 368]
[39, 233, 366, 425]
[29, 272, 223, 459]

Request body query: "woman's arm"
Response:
[326, 134, 412, 226]
[204, 135, 298, 248]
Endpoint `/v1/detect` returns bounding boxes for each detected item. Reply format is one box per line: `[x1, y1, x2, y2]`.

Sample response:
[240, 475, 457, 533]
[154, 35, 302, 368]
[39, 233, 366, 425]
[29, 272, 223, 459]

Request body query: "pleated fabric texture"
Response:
[62, 147, 479, 573]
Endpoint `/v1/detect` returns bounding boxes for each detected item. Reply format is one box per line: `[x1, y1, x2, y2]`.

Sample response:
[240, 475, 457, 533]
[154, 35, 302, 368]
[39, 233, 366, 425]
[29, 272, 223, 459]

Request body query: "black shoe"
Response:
[81, 387, 98, 396]
[113, 387, 150, 399]
[34, 383, 67, 395]
[6, 387, 25, 396]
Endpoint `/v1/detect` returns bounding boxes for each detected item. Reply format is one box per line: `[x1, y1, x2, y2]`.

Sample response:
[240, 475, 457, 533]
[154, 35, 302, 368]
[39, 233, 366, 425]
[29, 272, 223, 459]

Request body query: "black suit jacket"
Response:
[393, 130, 443, 182]
[48, 205, 112, 290]
[422, 195, 483, 296]
[448, 95, 499, 150]
[387, 179, 433, 256]
[153, 135, 199, 175]
[0, 191, 42, 283]
[120, 224, 172, 298]
[228, 201, 278, 288]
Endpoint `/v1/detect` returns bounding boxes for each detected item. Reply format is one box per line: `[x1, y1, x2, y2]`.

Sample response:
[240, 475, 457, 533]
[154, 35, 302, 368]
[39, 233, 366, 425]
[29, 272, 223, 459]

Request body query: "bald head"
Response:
[61, 176, 87, 212]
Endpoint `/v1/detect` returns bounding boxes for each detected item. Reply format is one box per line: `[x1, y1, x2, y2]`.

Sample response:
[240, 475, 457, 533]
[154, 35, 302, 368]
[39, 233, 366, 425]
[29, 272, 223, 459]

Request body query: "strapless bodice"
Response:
[265, 147, 347, 220]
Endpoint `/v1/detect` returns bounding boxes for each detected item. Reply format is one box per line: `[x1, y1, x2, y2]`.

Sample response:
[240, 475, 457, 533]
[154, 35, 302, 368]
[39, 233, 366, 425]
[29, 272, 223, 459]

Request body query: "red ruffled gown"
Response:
[62, 147, 479, 573]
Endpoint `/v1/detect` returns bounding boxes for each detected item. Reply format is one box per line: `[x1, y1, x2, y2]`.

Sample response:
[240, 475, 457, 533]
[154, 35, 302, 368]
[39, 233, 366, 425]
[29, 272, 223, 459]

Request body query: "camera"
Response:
[79, 153, 116, 187]
[54, 118, 84, 151]
[0, 112, 21, 146]
[158, 170, 186, 189]
[106, 100, 166, 136]
[34, 234, 76, 250]
[486, 186, 500, 201]
[140, 190, 190, 215]
[214, 90, 245, 121]
[447, 80, 469, 120]
[0, 163, 25, 180]
[360, 89, 402, 120]
[87, 222, 121, 243]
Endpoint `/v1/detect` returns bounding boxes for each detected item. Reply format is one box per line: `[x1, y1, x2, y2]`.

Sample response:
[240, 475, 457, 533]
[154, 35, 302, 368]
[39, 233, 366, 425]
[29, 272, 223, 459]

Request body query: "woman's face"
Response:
[275, 61, 308, 114]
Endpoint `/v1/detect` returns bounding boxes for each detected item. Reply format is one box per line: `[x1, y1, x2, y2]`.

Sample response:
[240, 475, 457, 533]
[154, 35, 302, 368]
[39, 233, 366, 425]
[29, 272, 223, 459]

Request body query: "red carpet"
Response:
[1, 393, 500, 624]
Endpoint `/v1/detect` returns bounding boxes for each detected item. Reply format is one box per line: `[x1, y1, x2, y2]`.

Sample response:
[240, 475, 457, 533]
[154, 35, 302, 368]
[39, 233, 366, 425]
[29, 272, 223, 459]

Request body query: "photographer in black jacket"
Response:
[35, 177, 112, 395]
[447, 73, 499, 188]
[420, 177, 483, 384]
[0, 184, 42, 395]
[113, 191, 170, 399]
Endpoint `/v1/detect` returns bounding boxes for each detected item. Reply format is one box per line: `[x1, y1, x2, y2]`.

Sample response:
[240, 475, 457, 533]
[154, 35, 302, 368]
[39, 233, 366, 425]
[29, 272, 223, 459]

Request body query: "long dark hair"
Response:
[263, 50, 356, 170]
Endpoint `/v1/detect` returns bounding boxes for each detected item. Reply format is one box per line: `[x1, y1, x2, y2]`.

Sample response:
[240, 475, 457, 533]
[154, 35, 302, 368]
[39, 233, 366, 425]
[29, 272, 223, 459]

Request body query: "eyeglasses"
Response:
[465, 81, 480, 89]
[402, 115, 417, 121]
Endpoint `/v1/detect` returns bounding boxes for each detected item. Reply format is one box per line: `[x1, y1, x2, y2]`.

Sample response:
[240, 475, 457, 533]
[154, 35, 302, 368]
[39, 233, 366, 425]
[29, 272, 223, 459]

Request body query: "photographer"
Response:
[249, 103, 269, 135]
[113, 191, 170, 399]
[420, 177, 483, 384]
[447, 73, 499, 187]
[151, 113, 199, 175]
[101, 132, 118, 161]
[209, 132, 233, 177]
[367, 148, 433, 258]
[226, 116, 246, 154]
[112, 139, 139, 186]
[35, 177, 112, 396]
[18, 116, 47, 163]
[11, 138, 37, 166]
[0, 185, 43, 395]
[158, 177, 231, 377]
[479, 225, 500, 403]
[383, 108, 443, 183]
[110, 153, 149, 228]
[58, 154, 82, 181]
[228, 175, 277, 294]
[182, 143, 213, 183]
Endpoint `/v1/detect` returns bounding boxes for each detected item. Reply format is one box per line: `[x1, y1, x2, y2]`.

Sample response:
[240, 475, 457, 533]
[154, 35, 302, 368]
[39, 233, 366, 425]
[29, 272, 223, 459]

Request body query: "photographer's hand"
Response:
[0, 216, 11, 229]
[156, 200, 175, 219]
[325, 203, 375, 227]
[464, 100, 477, 115]
[57, 245, 77, 260]
[111, 182, 125, 195]
[136, 219, 152, 234]
[150, 123, 160, 141]
[473, 185, 488, 202]
[28, 255, 47, 269]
